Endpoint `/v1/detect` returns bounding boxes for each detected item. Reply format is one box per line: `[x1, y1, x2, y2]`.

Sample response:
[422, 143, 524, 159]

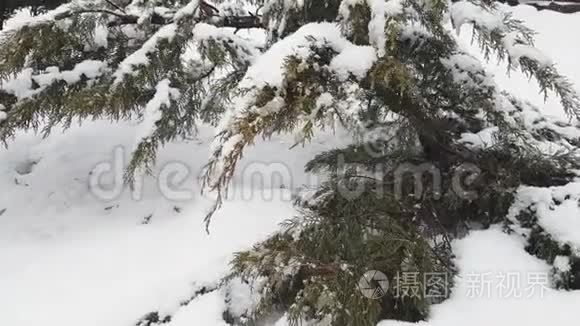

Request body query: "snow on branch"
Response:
[213, 22, 375, 141]
[192, 23, 262, 66]
[338, 0, 405, 57]
[0, 1, 72, 32]
[112, 23, 179, 84]
[451, 0, 580, 119]
[367, 0, 404, 57]
[126, 78, 181, 184]
[508, 181, 580, 251]
[202, 22, 379, 225]
[1, 60, 107, 99]
[134, 78, 181, 148]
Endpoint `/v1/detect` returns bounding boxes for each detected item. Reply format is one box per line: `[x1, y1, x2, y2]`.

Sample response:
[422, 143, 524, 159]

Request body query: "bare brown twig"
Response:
[103, 0, 126, 14]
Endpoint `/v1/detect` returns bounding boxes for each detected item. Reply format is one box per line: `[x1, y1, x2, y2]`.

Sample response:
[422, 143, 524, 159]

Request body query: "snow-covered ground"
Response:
[1, 4, 580, 326]
[0, 119, 351, 325]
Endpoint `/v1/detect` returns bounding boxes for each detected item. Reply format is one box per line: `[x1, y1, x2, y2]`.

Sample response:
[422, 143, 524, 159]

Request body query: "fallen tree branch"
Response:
[526, 2, 580, 14]
[105, 12, 263, 29]
[54, 6, 264, 30]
